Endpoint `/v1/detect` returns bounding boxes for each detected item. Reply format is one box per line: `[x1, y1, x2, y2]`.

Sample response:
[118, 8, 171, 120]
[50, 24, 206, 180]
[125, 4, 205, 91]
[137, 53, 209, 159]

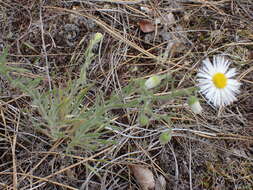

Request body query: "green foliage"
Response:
[0, 33, 198, 151]
[0, 47, 42, 94]
[113, 73, 197, 145]
[0, 34, 112, 151]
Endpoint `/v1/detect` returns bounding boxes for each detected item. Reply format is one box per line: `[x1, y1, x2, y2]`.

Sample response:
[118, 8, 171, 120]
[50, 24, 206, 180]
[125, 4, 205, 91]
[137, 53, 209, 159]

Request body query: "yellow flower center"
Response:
[212, 73, 227, 89]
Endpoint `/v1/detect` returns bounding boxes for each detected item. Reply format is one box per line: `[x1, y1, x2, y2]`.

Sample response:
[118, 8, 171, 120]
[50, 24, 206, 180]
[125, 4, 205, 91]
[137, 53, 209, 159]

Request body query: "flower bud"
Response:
[188, 96, 202, 114]
[159, 131, 171, 145]
[92, 33, 103, 44]
[139, 113, 149, 126]
[144, 75, 162, 89]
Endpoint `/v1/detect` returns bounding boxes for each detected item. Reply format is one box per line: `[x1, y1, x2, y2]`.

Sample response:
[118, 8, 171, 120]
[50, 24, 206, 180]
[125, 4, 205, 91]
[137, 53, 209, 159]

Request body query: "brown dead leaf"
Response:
[155, 175, 166, 190]
[138, 20, 155, 33]
[248, 51, 253, 60]
[130, 165, 155, 190]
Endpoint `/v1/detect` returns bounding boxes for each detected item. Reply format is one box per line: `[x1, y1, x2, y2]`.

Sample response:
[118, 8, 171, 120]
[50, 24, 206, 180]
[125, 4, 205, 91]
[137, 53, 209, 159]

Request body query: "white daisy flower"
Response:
[197, 55, 241, 107]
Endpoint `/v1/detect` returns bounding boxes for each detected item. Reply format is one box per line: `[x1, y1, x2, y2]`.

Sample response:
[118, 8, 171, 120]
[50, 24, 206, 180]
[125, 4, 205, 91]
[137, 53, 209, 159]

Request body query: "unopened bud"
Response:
[144, 75, 162, 89]
[188, 96, 202, 114]
[159, 131, 171, 145]
[93, 33, 103, 44]
[139, 113, 149, 126]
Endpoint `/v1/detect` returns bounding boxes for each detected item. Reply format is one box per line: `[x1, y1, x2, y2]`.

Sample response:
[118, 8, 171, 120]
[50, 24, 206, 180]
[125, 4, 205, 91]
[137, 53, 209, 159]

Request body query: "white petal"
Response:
[203, 58, 216, 75]
[215, 89, 222, 107]
[221, 89, 229, 105]
[214, 56, 230, 73]
[224, 88, 236, 104]
[226, 68, 237, 78]
[227, 79, 241, 92]
[197, 71, 212, 79]
[197, 78, 213, 86]
[199, 83, 214, 94]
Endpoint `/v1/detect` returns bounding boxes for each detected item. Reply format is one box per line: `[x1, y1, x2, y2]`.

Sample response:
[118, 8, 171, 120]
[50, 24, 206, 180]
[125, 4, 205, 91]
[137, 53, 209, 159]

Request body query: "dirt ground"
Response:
[0, 0, 252, 189]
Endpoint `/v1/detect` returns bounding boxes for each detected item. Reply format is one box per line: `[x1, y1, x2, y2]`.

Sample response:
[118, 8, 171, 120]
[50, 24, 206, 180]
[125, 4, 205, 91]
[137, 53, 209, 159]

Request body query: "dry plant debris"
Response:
[138, 20, 156, 33]
[0, 0, 253, 190]
[130, 164, 155, 190]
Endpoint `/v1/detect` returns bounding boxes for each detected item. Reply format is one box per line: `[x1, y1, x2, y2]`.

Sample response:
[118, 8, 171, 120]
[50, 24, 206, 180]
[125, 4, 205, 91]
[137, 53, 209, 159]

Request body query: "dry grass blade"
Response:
[10, 113, 20, 190]
[0, 172, 78, 190]
[44, 6, 157, 60]
[39, 0, 52, 91]
[1, 0, 253, 189]
[86, 0, 145, 4]
[20, 147, 112, 189]
[18, 139, 64, 186]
